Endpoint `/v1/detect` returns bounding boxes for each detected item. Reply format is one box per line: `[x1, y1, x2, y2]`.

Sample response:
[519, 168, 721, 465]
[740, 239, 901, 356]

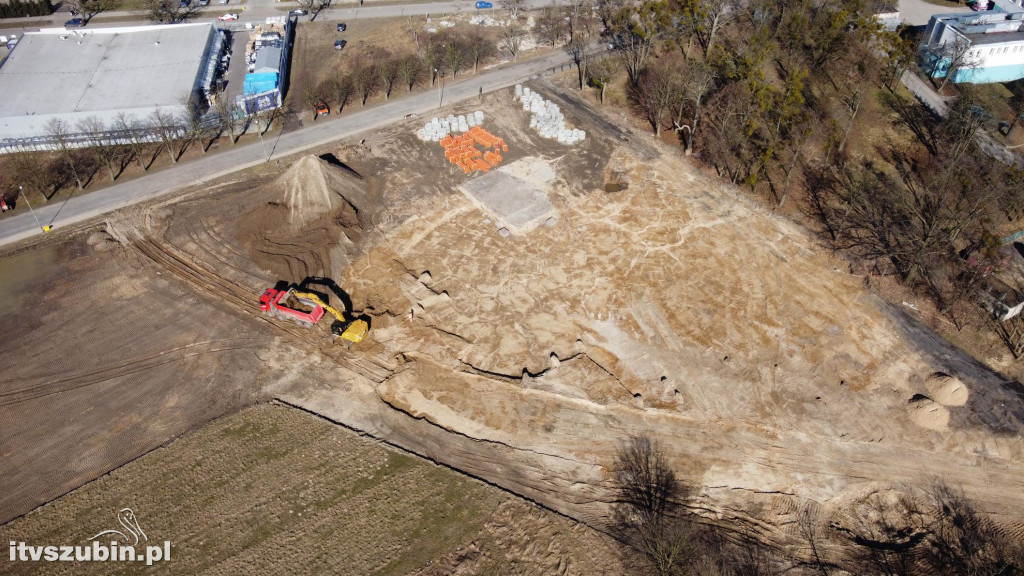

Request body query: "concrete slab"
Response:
[461, 161, 555, 233]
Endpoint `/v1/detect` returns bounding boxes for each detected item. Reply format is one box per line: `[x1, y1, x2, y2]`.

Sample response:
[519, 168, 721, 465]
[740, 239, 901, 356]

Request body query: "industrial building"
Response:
[0, 23, 225, 151]
[236, 18, 292, 115]
[922, 0, 1024, 84]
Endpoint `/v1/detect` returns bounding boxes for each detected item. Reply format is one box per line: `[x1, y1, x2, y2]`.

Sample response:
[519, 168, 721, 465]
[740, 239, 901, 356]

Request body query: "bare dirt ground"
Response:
[2, 77, 1024, 571]
[1, 403, 625, 575]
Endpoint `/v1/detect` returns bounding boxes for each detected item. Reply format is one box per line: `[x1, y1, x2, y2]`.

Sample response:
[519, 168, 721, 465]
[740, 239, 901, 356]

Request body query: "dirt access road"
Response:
[2, 80, 1023, 571]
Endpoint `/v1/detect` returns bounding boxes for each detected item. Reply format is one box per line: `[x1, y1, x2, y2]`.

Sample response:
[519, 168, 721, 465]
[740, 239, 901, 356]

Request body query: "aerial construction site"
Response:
[1, 78, 1023, 574]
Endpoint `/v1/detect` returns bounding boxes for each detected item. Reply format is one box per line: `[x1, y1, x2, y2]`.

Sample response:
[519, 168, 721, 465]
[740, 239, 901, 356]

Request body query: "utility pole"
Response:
[18, 186, 49, 232]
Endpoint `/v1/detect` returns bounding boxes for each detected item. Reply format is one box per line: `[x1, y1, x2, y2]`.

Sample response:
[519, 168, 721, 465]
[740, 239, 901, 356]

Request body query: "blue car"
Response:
[475, 1, 492, 8]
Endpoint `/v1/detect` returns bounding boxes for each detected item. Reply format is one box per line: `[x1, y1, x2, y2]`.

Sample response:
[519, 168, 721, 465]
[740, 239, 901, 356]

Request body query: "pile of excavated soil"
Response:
[925, 372, 969, 407]
[907, 395, 950, 431]
[237, 155, 372, 280]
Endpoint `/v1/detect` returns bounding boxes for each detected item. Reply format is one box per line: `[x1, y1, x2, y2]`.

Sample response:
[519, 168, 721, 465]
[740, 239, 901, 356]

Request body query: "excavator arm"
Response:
[292, 291, 369, 344]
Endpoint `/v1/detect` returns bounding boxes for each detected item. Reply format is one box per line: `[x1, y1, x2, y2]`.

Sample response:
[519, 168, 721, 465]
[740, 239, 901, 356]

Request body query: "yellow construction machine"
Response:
[292, 290, 369, 344]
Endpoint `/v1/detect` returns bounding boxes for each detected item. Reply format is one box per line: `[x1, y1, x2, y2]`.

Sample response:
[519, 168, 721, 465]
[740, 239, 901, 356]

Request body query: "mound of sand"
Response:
[925, 372, 969, 407]
[238, 155, 373, 279]
[279, 155, 370, 231]
[907, 395, 950, 431]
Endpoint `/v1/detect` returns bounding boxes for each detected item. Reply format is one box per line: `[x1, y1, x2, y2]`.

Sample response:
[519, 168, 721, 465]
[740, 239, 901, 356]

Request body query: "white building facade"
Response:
[922, 0, 1024, 84]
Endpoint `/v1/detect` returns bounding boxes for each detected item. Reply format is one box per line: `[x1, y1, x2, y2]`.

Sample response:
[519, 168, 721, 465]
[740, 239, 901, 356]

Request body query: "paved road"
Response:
[0, 0, 568, 35]
[897, 0, 972, 26]
[0, 48, 579, 248]
[901, 70, 1020, 166]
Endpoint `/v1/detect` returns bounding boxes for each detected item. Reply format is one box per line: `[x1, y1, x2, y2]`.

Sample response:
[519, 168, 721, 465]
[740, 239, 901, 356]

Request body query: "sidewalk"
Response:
[901, 70, 1019, 166]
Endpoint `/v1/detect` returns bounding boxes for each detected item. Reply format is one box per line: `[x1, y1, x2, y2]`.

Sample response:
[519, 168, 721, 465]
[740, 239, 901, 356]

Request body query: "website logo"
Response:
[9, 507, 171, 565]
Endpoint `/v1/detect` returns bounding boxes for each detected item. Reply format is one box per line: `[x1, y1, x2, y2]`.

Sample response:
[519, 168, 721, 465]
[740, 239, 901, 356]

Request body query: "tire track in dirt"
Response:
[128, 232, 397, 383]
[0, 339, 257, 406]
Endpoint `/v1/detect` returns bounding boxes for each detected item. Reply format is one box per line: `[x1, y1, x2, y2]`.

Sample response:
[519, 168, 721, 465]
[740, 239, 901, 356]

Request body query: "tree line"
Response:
[612, 435, 1024, 575]
[582, 0, 1024, 354]
[1, 98, 265, 201]
[299, 29, 503, 117]
[0, 0, 53, 19]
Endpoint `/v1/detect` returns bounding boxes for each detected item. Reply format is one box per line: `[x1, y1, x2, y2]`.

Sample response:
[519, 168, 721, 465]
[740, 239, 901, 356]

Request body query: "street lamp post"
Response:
[435, 68, 443, 108]
[18, 186, 48, 232]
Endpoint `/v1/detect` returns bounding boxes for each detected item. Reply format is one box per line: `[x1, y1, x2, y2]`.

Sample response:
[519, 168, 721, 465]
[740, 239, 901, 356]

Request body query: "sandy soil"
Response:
[2, 77, 1023, 570]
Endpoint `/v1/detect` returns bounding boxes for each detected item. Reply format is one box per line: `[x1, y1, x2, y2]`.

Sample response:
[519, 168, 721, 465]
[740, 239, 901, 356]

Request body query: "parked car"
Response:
[315, 101, 330, 117]
[219, 0, 229, 5]
[179, 0, 190, 7]
[336, 22, 346, 32]
[64, 17, 85, 27]
[475, 1, 492, 8]
[334, 39, 347, 50]
[290, 8, 306, 15]
[199, 0, 210, 6]
[218, 12, 238, 20]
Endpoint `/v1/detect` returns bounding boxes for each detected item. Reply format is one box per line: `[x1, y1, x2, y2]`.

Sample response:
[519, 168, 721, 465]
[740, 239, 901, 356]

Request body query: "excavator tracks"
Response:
[128, 233, 397, 383]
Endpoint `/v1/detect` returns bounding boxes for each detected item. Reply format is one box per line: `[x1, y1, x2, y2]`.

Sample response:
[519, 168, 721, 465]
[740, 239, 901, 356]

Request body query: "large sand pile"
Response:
[281, 155, 370, 231]
[238, 155, 372, 280]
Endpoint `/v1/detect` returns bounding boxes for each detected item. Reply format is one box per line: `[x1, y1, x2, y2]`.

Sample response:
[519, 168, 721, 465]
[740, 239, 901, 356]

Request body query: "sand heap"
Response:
[239, 155, 372, 280]
[280, 155, 370, 231]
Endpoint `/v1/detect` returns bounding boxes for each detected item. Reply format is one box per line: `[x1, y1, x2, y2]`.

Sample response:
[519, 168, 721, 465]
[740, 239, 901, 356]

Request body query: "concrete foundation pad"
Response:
[460, 158, 556, 233]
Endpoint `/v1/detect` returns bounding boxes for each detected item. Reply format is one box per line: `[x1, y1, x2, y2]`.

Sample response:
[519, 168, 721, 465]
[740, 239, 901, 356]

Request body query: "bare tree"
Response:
[377, 55, 400, 100]
[139, 0, 199, 24]
[444, 39, 467, 78]
[397, 54, 423, 91]
[796, 505, 834, 576]
[500, 23, 526, 61]
[695, 0, 729, 57]
[212, 96, 242, 145]
[841, 490, 926, 576]
[423, 41, 445, 86]
[501, 0, 528, 20]
[587, 57, 617, 104]
[464, 30, 496, 74]
[115, 112, 151, 171]
[672, 61, 715, 155]
[66, 0, 117, 22]
[632, 59, 680, 137]
[44, 118, 84, 190]
[180, 95, 211, 154]
[350, 62, 379, 106]
[609, 0, 667, 86]
[536, 7, 566, 47]
[295, 0, 330, 21]
[149, 108, 182, 164]
[921, 481, 1024, 576]
[331, 75, 355, 112]
[923, 33, 978, 91]
[564, 0, 590, 40]
[612, 435, 694, 576]
[7, 153, 64, 201]
[77, 116, 122, 182]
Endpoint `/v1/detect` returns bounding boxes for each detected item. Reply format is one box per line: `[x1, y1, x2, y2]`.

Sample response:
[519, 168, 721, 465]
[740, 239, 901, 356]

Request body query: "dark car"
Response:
[336, 22, 346, 32]
[334, 39, 347, 50]
[179, 0, 190, 7]
[64, 17, 86, 27]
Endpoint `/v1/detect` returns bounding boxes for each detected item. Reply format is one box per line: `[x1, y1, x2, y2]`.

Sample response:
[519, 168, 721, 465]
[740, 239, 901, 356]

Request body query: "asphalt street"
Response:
[0, 0, 571, 35]
[0, 47, 581, 248]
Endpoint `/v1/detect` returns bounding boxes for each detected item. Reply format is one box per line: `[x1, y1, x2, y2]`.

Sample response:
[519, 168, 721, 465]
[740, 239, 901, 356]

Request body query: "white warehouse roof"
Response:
[0, 23, 215, 139]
